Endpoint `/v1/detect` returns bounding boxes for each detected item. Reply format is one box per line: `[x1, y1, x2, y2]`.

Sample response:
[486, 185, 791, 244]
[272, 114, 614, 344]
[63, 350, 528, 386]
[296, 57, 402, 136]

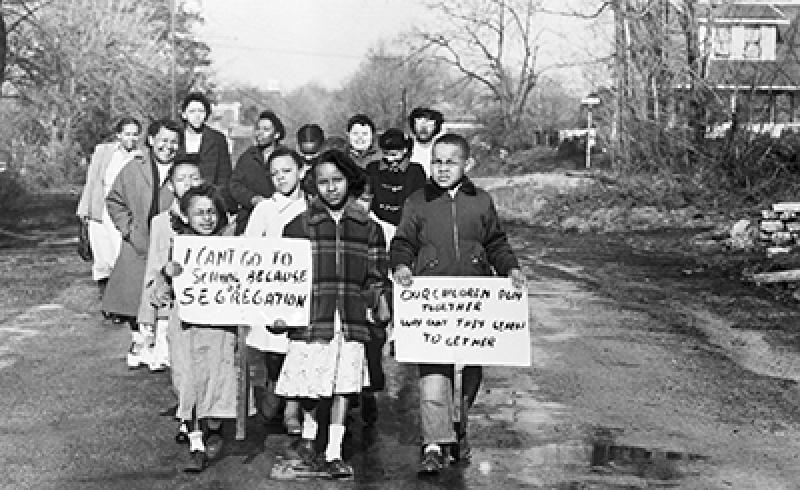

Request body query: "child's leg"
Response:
[324, 395, 349, 462]
[295, 398, 319, 465]
[418, 364, 458, 446]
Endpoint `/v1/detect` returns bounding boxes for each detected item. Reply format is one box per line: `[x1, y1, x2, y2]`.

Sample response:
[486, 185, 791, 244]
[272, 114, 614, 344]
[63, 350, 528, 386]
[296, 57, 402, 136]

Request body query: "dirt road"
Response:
[2, 203, 800, 488]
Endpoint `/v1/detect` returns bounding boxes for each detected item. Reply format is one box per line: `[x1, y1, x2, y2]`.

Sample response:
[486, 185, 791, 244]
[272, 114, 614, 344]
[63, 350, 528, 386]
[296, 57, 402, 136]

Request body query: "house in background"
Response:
[696, 1, 800, 136]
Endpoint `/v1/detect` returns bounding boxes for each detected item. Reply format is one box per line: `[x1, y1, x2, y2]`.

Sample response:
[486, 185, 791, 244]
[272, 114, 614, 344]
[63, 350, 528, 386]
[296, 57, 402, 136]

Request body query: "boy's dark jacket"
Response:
[282, 198, 391, 343]
[365, 157, 427, 226]
[390, 178, 519, 277]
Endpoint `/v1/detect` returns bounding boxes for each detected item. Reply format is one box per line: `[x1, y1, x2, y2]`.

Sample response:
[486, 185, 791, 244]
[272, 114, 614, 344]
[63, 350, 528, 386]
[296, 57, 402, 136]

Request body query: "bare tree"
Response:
[413, 0, 546, 144]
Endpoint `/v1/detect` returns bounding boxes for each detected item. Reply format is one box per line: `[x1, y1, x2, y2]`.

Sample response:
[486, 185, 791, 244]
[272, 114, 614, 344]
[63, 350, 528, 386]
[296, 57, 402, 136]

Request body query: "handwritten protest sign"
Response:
[171, 235, 312, 326]
[393, 277, 531, 366]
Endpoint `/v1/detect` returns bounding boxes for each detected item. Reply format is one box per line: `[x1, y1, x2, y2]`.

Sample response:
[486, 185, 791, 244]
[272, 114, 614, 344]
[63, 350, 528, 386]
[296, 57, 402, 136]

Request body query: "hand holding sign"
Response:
[394, 265, 413, 287]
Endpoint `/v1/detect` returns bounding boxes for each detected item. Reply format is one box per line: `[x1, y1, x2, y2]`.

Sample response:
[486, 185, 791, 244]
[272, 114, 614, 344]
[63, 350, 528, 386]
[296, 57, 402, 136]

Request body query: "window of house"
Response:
[713, 26, 732, 58]
[742, 26, 762, 60]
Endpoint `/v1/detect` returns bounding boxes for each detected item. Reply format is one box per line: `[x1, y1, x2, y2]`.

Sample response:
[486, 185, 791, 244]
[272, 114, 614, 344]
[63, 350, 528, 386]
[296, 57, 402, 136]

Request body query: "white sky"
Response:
[194, 0, 610, 93]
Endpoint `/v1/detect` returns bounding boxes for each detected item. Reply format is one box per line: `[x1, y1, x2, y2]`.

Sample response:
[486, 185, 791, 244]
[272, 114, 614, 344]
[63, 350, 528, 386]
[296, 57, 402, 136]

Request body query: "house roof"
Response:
[699, 4, 790, 24]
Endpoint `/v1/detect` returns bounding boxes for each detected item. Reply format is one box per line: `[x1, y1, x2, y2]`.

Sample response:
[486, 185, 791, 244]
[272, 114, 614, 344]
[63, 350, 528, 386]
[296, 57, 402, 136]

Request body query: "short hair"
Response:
[178, 183, 229, 234]
[166, 154, 201, 182]
[313, 149, 366, 198]
[346, 114, 375, 133]
[257, 110, 285, 141]
[146, 119, 182, 147]
[266, 146, 304, 170]
[181, 92, 212, 119]
[434, 132, 470, 160]
[408, 107, 444, 136]
[115, 116, 141, 134]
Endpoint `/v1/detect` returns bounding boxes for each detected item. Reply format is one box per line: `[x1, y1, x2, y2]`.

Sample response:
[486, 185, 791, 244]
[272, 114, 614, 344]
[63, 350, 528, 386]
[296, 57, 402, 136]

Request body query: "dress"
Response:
[275, 310, 369, 398]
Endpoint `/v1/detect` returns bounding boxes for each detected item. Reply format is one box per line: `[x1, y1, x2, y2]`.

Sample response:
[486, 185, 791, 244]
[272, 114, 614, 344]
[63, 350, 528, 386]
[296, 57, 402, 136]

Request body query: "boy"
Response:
[346, 114, 382, 170]
[390, 133, 525, 474]
[365, 128, 427, 226]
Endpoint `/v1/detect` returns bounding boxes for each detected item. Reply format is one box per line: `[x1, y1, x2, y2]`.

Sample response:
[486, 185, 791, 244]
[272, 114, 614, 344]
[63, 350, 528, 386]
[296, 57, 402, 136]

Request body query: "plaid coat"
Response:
[282, 198, 390, 343]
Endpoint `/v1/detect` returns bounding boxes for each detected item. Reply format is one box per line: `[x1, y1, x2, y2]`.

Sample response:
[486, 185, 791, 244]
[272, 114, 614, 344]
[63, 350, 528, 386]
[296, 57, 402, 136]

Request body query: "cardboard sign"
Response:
[171, 235, 312, 326]
[393, 276, 531, 366]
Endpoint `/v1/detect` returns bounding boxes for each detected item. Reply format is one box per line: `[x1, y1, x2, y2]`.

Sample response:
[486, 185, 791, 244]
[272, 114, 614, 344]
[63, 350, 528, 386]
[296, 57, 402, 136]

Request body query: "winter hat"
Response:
[379, 128, 410, 151]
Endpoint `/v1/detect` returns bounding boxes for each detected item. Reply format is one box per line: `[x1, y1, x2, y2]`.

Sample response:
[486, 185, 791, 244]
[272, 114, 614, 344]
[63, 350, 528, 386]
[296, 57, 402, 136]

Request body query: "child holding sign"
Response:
[161, 184, 238, 472]
[391, 133, 526, 474]
[138, 158, 204, 442]
[244, 147, 308, 435]
[273, 149, 391, 479]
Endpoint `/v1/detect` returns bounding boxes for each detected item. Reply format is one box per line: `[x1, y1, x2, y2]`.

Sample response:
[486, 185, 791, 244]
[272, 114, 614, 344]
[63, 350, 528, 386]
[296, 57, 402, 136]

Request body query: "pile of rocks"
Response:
[759, 203, 800, 256]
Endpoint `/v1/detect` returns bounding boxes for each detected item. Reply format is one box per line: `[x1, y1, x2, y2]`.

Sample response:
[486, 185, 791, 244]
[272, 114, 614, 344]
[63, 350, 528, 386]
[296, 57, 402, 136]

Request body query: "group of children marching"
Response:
[131, 110, 524, 477]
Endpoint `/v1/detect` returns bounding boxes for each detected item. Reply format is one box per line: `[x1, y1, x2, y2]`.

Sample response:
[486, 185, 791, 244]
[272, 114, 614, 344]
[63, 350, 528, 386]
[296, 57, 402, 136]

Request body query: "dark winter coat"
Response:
[179, 125, 234, 211]
[390, 178, 519, 277]
[365, 158, 427, 226]
[229, 145, 276, 234]
[282, 198, 390, 344]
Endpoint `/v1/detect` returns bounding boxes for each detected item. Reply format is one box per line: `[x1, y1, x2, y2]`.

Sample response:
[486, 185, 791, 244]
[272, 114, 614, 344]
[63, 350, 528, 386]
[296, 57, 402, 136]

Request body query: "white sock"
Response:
[424, 443, 442, 454]
[131, 330, 144, 345]
[188, 430, 205, 452]
[301, 417, 318, 440]
[324, 423, 346, 462]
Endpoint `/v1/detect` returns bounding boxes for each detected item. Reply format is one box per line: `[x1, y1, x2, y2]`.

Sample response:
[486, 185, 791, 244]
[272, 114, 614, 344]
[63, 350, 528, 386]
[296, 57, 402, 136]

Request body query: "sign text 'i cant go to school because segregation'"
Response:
[171, 235, 312, 326]
[393, 276, 531, 367]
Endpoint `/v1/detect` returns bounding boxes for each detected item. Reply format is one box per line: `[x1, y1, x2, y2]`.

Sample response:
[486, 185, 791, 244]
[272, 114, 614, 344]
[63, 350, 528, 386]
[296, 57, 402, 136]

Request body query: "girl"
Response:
[244, 148, 307, 435]
[153, 183, 239, 472]
[138, 158, 203, 430]
[274, 149, 391, 479]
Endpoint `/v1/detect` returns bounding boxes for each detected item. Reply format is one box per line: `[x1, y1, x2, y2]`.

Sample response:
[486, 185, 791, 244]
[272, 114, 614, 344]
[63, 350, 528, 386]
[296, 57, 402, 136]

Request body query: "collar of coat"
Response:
[423, 177, 476, 201]
[307, 197, 369, 225]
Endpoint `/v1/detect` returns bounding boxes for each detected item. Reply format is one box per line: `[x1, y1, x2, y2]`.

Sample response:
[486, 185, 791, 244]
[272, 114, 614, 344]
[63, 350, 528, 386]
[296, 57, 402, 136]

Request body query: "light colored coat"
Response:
[76, 142, 140, 222]
[102, 150, 174, 317]
[244, 193, 307, 352]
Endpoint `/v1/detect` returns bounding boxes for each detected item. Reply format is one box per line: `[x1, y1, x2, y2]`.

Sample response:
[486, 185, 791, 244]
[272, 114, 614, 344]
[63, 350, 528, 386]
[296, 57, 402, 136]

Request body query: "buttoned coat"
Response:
[76, 142, 139, 222]
[102, 150, 174, 317]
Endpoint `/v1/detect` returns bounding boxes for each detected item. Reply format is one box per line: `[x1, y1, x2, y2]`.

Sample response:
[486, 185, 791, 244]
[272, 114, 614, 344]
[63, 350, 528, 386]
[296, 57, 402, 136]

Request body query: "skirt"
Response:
[275, 312, 369, 398]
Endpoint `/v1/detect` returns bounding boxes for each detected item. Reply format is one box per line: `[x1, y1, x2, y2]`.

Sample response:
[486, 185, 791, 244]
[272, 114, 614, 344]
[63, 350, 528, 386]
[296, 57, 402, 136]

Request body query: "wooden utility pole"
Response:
[612, 0, 630, 168]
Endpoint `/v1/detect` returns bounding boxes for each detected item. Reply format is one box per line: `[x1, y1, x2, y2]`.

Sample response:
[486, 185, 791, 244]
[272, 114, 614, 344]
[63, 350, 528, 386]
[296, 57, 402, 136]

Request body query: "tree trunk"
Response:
[0, 9, 7, 91]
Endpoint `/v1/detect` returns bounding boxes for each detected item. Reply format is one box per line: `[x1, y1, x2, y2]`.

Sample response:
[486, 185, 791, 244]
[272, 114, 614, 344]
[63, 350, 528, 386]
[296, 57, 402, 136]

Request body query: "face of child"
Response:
[148, 127, 180, 165]
[170, 164, 203, 199]
[384, 149, 405, 165]
[270, 155, 301, 196]
[117, 123, 140, 152]
[187, 195, 218, 235]
[315, 162, 348, 209]
[431, 142, 466, 189]
[182, 101, 207, 130]
[255, 118, 278, 147]
[348, 124, 372, 152]
[413, 117, 437, 143]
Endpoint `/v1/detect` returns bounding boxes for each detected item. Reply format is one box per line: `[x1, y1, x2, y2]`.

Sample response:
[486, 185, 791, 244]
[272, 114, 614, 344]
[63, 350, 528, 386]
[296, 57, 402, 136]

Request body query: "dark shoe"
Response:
[175, 422, 189, 444]
[325, 459, 353, 478]
[295, 438, 316, 467]
[361, 392, 378, 427]
[205, 431, 224, 460]
[183, 450, 207, 473]
[418, 446, 444, 474]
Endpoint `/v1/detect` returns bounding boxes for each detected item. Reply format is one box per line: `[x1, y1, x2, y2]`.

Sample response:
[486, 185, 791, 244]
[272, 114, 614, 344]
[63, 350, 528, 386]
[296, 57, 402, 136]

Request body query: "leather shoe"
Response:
[419, 446, 444, 474]
[183, 450, 207, 473]
[325, 458, 353, 478]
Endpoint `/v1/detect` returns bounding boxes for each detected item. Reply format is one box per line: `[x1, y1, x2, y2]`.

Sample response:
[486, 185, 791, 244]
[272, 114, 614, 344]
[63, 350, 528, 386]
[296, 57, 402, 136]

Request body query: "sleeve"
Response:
[407, 165, 427, 196]
[389, 196, 421, 272]
[76, 149, 100, 218]
[365, 220, 391, 309]
[105, 167, 133, 239]
[281, 213, 307, 239]
[229, 154, 258, 208]
[213, 131, 233, 187]
[483, 196, 520, 276]
[137, 219, 173, 324]
[243, 200, 269, 237]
